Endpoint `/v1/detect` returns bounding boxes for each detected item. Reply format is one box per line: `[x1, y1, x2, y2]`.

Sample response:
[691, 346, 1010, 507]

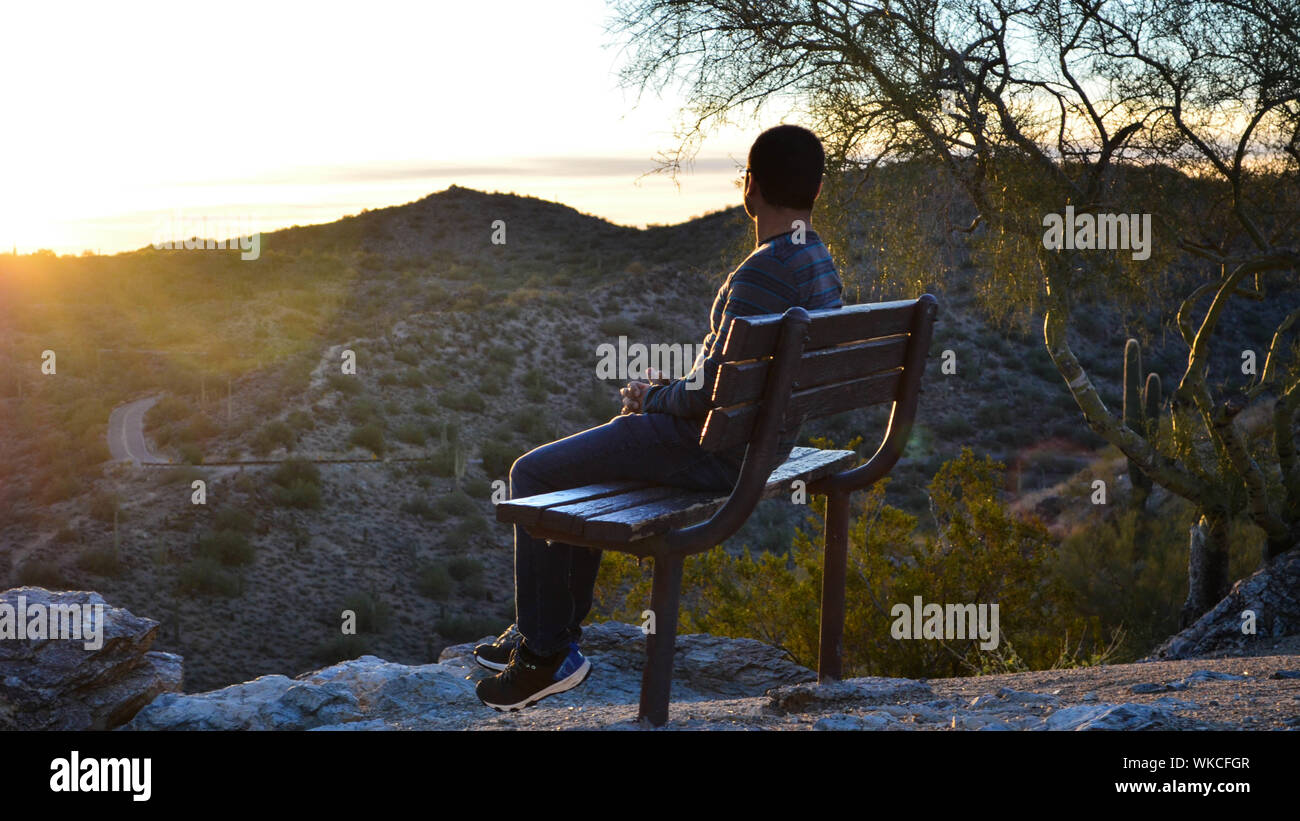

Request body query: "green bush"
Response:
[436, 616, 506, 643]
[76, 547, 123, 577]
[349, 423, 386, 457]
[346, 399, 383, 425]
[197, 529, 255, 566]
[272, 479, 322, 509]
[89, 490, 121, 523]
[448, 556, 484, 582]
[480, 439, 517, 479]
[287, 410, 316, 431]
[595, 446, 1109, 679]
[438, 390, 485, 413]
[251, 420, 296, 456]
[394, 424, 426, 446]
[417, 562, 454, 599]
[341, 591, 390, 633]
[177, 558, 240, 597]
[435, 490, 478, 518]
[213, 507, 255, 534]
[449, 514, 489, 544]
[313, 634, 370, 664]
[18, 560, 68, 588]
[326, 372, 362, 395]
[271, 458, 320, 487]
[401, 497, 442, 521]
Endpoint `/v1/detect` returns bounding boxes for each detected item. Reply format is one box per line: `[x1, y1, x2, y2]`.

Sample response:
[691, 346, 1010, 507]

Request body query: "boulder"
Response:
[0, 587, 182, 730]
[1153, 546, 1300, 659]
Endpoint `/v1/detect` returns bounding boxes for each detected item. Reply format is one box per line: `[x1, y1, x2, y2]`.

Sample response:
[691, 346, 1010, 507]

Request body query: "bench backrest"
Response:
[699, 296, 938, 452]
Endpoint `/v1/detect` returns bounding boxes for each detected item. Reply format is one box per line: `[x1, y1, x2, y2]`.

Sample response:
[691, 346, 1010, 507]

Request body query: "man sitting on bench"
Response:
[475, 124, 844, 712]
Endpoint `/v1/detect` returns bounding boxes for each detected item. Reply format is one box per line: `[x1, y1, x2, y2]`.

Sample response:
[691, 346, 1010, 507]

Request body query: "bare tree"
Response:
[611, 0, 1300, 625]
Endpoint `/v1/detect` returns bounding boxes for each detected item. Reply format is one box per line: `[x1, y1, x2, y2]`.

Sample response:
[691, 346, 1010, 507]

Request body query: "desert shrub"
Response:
[197, 529, 255, 566]
[346, 399, 383, 425]
[76, 547, 123, 577]
[435, 490, 478, 518]
[177, 558, 240, 597]
[286, 410, 315, 431]
[400, 368, 425, 388]
[394, 348, 420, 366]
[271, 458, 319, 486]
[436, 615, 505, 643]
[480, 439, 517, 479]
[401, 497, 441, 521]
[463, 477, 492, 499]
[273, 480, 322, 509]
[39, 470, 80, 504]
[350, 423, 386, 456]
[599, 317, 638, 337]
[448, 514, 489, 544]
[419, 446, 457, 477]
[341, 591, 390, 633]
[438, 390, 485, 413]
[18, 559, 68, 588]
[212, 507, 255, 533]
[417, 562, 454, 599]
[251, 420, 295, 456]
[54, 527, 79, 544]
[448, 556, 484, 582]
[326, 372, 362, 395]
[88, 490, 121, 523]
[394, 424, 426, 446]
[313, 634, 370, 664]
[594, 447, 1108, 679]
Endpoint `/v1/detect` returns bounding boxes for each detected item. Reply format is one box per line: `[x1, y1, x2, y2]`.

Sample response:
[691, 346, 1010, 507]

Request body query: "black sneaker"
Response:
[473, 624, 523, 672]
[475, 642, 591, 712]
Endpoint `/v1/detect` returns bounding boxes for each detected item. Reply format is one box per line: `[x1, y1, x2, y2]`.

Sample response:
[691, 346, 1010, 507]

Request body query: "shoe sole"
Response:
[478, 658, 592, 712]
[473, 653, 509, 672]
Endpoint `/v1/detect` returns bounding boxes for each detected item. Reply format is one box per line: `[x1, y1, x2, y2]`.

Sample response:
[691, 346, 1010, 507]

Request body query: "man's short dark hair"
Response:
[747, 125, 825, 210]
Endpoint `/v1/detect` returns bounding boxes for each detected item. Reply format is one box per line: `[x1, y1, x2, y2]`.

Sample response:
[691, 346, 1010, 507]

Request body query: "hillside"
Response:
[1, 183, 1297, 691]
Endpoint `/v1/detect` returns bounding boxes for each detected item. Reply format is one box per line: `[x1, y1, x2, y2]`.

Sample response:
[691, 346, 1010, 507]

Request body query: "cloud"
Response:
[178, 156, 744, 186]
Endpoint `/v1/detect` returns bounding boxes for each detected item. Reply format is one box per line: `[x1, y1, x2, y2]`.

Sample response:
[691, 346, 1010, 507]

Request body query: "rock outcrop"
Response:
[0, 587, 182, 730]
[126, 621, 817, 730]
[1153, 546, 1300, 659]
[5, 588, 1294, 731]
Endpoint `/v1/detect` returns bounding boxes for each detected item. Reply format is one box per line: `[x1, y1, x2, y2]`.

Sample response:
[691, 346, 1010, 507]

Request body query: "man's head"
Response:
[743, 125, 825, 219]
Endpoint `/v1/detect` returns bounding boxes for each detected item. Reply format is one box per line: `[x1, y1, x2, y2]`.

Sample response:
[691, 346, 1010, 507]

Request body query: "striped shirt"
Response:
[642, 227, 843, 466]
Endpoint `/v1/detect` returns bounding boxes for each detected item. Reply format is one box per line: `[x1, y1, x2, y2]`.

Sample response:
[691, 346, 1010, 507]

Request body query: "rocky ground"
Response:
[6, 581, 1298, 732]
[121, 620, 1300, 731]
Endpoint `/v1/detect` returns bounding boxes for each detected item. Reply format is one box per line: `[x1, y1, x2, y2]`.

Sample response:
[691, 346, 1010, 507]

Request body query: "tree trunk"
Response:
[1181, 512, 1230, 628]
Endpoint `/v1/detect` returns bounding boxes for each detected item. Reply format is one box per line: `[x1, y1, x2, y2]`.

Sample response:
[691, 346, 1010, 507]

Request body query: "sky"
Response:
[1, 0, 798, 255]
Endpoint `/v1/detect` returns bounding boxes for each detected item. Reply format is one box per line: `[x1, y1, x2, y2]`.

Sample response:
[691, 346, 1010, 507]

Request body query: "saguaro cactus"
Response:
[1123, 339, 1164, 502]
[1123, 339, 1148, 494]
[453, 443, 469, 489]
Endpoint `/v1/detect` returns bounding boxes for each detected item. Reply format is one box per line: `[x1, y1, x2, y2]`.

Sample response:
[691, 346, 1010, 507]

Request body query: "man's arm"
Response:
[641, 259, 796, 419]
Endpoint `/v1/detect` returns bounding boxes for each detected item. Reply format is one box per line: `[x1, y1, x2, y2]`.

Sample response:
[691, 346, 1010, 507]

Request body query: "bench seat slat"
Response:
[539, 485, 686, 530]
[496, 446, 858, 543]
[495, 480, 652, 527]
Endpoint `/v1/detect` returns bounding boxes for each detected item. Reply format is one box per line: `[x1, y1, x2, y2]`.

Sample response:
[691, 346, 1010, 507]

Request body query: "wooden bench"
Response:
[496, 294, 939, 726]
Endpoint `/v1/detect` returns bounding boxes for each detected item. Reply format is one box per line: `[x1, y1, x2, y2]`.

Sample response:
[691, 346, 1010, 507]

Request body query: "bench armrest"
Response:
[652, 306, 812, 555]
[811, 293, 938, 494]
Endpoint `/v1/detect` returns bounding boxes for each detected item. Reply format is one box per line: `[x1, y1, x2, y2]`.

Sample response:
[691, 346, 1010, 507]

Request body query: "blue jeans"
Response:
[509, 412, 742, 657]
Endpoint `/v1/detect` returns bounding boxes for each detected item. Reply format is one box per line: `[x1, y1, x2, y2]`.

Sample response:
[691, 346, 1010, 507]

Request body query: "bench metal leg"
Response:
[638, 552, 684, 727]
[818, 490, 851, 682]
